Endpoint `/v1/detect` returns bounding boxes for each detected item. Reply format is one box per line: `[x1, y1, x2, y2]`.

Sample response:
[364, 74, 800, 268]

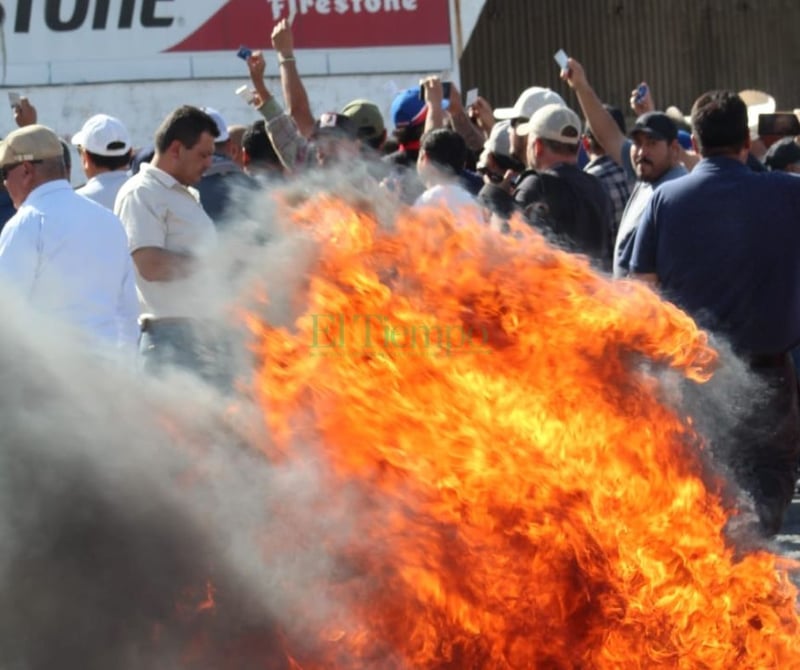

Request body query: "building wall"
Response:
[460, 0, 800, 120]
[2, 0, 457, 185]
[9, 71, 437, 186]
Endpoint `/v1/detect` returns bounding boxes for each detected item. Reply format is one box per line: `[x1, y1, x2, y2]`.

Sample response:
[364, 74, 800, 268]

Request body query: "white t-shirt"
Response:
[115, 163, 218, 319]
[414, 183, 484, 224]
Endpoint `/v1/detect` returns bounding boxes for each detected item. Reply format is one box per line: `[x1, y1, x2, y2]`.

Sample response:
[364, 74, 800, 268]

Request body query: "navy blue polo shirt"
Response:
[630, 156, 800, 355]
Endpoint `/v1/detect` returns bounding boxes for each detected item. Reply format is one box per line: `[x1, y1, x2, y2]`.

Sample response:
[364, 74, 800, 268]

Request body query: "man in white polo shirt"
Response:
[71, 114, 133, 210]
[114, 105, 224, 381]
[0, 124, 139, 355]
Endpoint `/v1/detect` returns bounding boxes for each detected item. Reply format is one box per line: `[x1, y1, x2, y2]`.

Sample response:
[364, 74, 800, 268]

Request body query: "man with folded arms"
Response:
[114, 106, 231, 384]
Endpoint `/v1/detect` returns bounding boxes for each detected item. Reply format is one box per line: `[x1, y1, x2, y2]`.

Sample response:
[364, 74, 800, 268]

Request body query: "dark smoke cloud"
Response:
[0, 269, 341, 668]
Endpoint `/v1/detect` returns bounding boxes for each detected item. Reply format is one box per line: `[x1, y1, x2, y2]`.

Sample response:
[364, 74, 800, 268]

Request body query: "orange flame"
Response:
[247, 196, 800, 668]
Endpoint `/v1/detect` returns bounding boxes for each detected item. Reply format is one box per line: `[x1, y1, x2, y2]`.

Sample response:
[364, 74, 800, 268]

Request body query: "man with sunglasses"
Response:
[0, 124, 138, 357]
[476, 120, 524, 186]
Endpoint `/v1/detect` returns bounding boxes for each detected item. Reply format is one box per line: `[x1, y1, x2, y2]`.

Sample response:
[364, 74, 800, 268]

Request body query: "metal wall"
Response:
[460, 0, 800, 120]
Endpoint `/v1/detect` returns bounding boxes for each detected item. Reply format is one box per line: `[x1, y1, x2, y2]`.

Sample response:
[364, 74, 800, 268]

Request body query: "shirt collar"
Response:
[140, 161, 181, 189]
[139, 161, 202, 202]
[89, 170, 128, 184]
[23, 179, 73, 207]
[586, 155, 613, 168]
[693, 156, 749, 173]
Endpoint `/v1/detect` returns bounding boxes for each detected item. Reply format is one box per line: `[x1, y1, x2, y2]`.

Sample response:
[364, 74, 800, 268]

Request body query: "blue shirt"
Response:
[630, 156, 800, 355]
[0, 189, 15, 235]
[613, 138, 687, 277]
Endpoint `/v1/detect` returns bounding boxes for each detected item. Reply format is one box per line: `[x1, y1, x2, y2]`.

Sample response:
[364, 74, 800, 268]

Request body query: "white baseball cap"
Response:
[516, 104, 582, 145]
[738, 89, 775, 141]
[493, 87, 566, 121]
[477, 120, 512, 169]
[201, 106, 230, 143]
[71, 114, 131, 156]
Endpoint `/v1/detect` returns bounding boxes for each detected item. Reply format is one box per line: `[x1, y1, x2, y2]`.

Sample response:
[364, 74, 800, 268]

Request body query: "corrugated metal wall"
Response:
[460, 0, 800, 120]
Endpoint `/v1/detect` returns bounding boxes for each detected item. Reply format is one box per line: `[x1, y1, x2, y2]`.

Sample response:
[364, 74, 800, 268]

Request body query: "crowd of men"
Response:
[1, 18, 800, 537]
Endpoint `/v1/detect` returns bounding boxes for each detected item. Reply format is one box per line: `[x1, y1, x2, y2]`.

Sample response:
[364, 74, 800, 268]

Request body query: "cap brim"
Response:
[493, 106, 519, 121]
[630, 127, 668, 142]
[515, 121, 532, 136]
[70, 129, 87, 147]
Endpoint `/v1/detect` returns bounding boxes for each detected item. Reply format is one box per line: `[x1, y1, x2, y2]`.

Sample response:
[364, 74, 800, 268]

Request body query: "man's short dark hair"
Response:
[585, 104, 626, 154]
[242, 120, 281, 168]
[84, 149, 131, 171]
[154, 105, 219, 154]
[691, 90, 749, 157]
[392, 121, 424, 148]
[59, 139, 71, 172]
[420, 128, 466, 175]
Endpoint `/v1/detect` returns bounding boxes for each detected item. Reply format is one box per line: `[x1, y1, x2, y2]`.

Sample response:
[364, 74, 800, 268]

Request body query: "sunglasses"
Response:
[0, 160, 42, 181]
[477, 166, 505, 183]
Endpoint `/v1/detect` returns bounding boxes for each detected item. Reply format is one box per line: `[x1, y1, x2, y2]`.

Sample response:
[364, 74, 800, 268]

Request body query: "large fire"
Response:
[244, 196, 800, 668]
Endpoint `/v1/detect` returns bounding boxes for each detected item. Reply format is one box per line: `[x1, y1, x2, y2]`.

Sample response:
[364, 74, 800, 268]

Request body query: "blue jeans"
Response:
[139, 319, 234, 390]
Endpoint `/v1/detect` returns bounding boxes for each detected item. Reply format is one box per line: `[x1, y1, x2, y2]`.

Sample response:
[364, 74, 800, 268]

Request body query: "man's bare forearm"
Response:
[132, 247, 195, 282]
[279, 60, 315, 138]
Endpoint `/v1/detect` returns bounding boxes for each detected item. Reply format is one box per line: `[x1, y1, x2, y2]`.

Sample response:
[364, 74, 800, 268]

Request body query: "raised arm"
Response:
[446, 82, 488, 153]
[629, 81, 655, 118]
[272, 18, 315, 139]
[422, 76, 446, 135]
[246, 50, 309, 172]
[13, 97, 37, 127]
[562, 57, 626, 166]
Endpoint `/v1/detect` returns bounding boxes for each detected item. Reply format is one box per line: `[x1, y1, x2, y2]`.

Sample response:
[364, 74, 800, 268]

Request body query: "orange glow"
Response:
[196, 580, 216, 613]
[246, 196, 800, 668]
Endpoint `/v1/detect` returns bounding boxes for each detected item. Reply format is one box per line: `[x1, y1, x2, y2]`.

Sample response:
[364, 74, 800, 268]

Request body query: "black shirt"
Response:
[514, 163, 614, 269]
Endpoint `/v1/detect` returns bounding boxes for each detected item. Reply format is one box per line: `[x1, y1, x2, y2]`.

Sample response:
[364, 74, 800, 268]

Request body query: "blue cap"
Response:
[390, 87, 449, 129]
[677, 129, 692, 150]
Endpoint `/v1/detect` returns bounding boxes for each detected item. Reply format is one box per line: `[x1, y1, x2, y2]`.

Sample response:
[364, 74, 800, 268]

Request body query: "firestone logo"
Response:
[269, 0, 419, 21]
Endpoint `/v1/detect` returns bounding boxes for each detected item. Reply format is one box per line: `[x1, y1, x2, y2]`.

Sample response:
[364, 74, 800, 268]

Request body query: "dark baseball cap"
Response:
[764, 136, 800, 171]
[630, 112, 678, 143]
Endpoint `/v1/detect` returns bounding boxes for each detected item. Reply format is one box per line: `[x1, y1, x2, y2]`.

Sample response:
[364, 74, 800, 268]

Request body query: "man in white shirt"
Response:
[71, 114, 133, 210]
[114, 106, 225, 382]
[0, 125, 139, 355]
[415, 128, 483, 224]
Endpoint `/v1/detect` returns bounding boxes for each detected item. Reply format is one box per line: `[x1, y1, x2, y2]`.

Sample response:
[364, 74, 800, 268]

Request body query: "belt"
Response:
[140, 317, 195, 333]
